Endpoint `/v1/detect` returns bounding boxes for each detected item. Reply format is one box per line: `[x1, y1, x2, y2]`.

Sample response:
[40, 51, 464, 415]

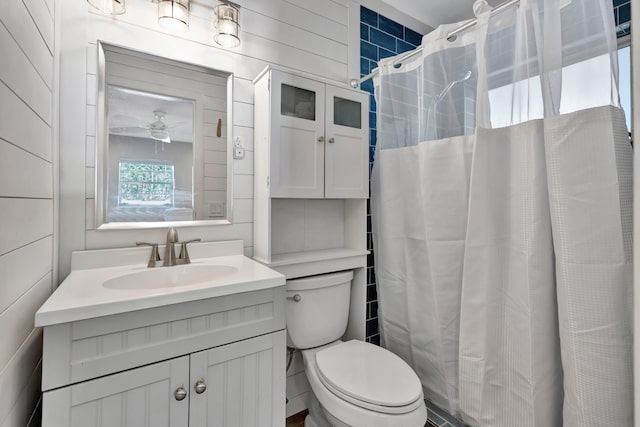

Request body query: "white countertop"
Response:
[35, 254, 285, 327]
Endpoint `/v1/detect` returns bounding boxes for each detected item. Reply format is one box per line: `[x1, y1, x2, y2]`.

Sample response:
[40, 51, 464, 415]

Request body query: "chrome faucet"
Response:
[163, 227, 179, 267]
[137, 228, 201, 268]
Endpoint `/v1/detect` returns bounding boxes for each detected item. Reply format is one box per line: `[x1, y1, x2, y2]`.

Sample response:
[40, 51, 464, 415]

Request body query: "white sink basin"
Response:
[103, 264, 238, 290]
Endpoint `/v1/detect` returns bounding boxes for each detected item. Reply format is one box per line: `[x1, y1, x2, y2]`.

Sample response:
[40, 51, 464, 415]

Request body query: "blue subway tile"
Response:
[397, 38, 415, 54]
[619, 3, 630, 24]
[369, 129, 377, 147]
[367, 284, 377, 302]
[369, 111, 376, 128]
[379, 15, 404, 38]
[360, 78, 374, 94]
[361, 40, 378, 61]
[366, 318, 379, 337]
[404, 27, 423, 46]
[614, 7, 620, 25]
[369, 301, 378, 318]
[379, 47, 396, 60]
[368, 334, 381, 346]
[361, 6, 378, 27]
[367, 266, 376, 284]
[369, 144, 376, 163]
[613, 0, 629, 7]
[429, 412, 447, 425]
[360, 23, 369, 42]
[360, 57, 370, 76]
[369, 94, 377, 114]
[370, 28, 397, 52]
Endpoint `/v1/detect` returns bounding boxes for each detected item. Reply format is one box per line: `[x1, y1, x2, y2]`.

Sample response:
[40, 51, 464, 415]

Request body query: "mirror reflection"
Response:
[97, 43, 232, 228]
[107, 86, 195, 222]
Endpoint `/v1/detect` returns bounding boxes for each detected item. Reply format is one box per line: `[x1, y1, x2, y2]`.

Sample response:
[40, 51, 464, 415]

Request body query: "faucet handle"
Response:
[136, 242, 161, 268]
[178, 238, 201, 264]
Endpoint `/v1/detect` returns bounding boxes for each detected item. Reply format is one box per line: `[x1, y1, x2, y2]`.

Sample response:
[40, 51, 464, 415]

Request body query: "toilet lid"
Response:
[315, 340, 423, 408]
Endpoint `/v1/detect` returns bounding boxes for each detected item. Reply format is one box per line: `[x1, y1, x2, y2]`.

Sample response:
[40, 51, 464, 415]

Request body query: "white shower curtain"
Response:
[371, 1, 633, 426]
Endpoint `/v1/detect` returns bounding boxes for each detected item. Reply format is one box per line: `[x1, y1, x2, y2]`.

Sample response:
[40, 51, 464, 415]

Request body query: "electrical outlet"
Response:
[233, 136, 245, 159]
[234, 146, 245, 159]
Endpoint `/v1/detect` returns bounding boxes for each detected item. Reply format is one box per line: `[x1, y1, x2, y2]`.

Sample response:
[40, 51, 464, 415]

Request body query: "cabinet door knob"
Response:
[174, 386, 187, 401]
[317, 136, 324, 143]
[194, 380, 207, 394]
[329, 137, 335, 143]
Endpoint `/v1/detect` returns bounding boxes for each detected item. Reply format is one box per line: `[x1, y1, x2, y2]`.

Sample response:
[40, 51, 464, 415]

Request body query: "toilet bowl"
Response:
[285, 271, 427, 427]
[302, 340, 427, 427]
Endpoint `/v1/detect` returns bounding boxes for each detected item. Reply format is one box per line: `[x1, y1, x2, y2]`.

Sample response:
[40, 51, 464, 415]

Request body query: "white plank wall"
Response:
[0, 1, 54, 427]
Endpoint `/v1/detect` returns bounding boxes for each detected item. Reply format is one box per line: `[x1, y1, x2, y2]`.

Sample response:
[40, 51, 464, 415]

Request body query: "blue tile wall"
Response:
[360, 6, 422, 346]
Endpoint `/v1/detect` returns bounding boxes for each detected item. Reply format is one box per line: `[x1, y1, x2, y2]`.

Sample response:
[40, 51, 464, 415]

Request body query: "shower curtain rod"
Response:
[349, 0, 520, 88]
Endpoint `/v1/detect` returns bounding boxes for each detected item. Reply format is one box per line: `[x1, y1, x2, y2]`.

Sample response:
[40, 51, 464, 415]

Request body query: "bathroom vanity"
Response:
[36, 240, 286, 427]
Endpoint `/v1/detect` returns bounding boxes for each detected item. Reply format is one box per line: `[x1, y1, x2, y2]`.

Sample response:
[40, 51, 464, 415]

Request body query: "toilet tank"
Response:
[285, 270, 353, 349]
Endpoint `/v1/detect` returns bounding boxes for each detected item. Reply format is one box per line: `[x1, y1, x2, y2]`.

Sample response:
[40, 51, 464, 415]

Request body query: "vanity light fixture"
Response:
[213, 1, 241, 48]
[158, 0, 190, 33]
[87, 0, 125, 14]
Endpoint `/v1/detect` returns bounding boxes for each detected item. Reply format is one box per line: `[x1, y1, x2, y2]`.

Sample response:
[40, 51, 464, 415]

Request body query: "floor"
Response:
[285, 410, 307, 427]
[285, 401, 467, 427]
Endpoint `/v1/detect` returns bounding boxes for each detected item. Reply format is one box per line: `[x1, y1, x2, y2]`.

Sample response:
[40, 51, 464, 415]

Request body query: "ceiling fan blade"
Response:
[109, 126, 150, 134]
[150, 134, 171, 143]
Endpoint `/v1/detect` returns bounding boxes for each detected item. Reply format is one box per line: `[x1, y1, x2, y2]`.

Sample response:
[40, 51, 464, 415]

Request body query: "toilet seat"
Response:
[302, 341, 428, 427]
[314, 340, 424, 414]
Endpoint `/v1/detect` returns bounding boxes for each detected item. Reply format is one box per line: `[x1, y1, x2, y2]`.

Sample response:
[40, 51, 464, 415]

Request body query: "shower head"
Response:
[435, 70, 473, 103]
[458, 70, 473, 83]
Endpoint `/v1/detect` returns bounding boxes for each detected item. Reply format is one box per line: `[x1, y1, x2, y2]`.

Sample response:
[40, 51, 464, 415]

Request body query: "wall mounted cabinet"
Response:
[258, 68, 369, 199]
[253, 67, 369, 276]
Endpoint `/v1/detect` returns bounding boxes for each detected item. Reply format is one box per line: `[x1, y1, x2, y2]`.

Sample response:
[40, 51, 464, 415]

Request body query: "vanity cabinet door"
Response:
[42, 356, 189, 427]
[269, 71, 325, 199]
[324, 85, 369, 198]
[189, 331, 286, 427]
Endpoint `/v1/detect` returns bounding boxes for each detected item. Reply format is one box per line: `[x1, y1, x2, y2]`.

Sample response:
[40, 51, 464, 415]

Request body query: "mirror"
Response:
[96, 43, 233, 229]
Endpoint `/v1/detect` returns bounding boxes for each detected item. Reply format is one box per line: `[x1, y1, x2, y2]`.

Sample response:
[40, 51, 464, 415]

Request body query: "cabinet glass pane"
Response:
[333, 97, 361, 129]
[281, 84, 316, 121]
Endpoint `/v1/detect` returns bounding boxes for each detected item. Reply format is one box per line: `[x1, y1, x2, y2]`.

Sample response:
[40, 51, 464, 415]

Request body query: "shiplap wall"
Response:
[0, 0, 55, 426]
[56, 0, 430, 418]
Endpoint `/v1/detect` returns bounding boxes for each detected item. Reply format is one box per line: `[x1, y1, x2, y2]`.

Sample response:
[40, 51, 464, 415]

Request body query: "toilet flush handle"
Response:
[286, 294, 302, 302]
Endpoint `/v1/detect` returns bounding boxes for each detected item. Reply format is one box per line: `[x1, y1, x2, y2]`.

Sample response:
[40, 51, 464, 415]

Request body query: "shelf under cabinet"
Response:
[259, 248, 369, 279]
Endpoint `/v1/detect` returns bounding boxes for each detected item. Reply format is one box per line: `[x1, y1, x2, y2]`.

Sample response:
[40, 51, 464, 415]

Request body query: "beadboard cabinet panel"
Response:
[190, 331, 286, 427]
[42, 287, 285, 392]
[43, 356, 189, 427]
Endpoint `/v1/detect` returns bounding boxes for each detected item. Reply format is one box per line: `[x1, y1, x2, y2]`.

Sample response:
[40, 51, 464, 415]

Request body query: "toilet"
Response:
[286, 270, 428, 427]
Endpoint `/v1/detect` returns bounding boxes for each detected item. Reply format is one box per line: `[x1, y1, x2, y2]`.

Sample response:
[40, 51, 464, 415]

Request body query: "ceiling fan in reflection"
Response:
[109, 110, 177, 144]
